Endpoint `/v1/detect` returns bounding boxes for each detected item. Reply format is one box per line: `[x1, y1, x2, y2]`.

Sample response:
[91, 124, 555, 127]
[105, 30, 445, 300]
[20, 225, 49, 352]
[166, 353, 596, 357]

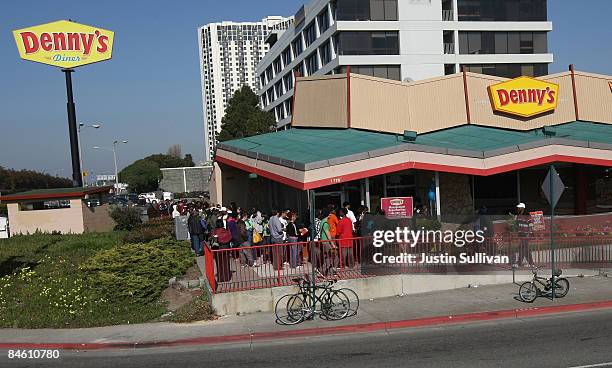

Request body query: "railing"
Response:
[203, 235, 612, 293]
[444, 43, 455, 54]
[442, 9, 454, 21]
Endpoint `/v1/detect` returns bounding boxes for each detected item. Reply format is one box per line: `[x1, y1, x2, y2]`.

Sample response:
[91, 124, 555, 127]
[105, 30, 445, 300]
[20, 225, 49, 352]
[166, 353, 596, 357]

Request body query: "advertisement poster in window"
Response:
[530, 210, 545, 231]
[381, 197, 413, 219]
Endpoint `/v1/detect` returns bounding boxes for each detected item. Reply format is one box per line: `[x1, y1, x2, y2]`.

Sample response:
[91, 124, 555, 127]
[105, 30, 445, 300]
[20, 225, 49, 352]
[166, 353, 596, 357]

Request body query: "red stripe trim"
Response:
[0, 187, 112, 202]
[217, 151, 612, 190]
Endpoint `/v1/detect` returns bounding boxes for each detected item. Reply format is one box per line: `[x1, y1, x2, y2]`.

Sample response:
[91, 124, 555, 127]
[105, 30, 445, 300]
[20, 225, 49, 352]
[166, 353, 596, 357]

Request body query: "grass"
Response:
[168, 290, 216, 323]
[0, 226, 199, 328]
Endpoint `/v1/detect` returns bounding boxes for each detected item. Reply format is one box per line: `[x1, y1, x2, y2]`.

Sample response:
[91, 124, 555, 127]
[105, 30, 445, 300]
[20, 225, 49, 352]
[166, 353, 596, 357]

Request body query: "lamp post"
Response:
[93, 140, 128, 193]
[78, 123, 101, 186]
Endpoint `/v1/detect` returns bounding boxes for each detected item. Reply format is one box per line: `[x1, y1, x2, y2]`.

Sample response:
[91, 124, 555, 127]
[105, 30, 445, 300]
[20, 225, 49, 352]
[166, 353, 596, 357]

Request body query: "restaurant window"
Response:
[385, 172, 416, 198]
[336, 31, 399, 55]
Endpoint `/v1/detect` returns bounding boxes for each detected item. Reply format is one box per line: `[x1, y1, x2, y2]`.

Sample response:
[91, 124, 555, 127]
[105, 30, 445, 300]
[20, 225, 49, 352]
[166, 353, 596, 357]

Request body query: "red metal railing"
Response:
[203, 235, 612, 293]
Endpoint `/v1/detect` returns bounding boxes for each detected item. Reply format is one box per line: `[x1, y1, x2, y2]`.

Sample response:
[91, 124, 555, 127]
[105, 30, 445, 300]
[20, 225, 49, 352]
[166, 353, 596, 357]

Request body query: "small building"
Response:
[0, 186, 115, 235]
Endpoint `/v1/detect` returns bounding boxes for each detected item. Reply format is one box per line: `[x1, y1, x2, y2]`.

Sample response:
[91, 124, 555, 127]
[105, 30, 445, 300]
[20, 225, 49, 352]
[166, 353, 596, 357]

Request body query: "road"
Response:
[2, 309, 611, 368]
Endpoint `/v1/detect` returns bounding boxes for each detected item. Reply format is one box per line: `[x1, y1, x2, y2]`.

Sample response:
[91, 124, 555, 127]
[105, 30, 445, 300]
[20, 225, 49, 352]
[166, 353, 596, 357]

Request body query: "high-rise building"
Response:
[198, 16, 293, 162]
[256, 0, 552, 127]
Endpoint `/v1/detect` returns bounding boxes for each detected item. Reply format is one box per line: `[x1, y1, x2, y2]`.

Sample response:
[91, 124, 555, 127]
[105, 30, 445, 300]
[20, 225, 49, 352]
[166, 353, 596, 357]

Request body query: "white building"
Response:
[256, 0, 553, 127]
[198, 16, 293, 161]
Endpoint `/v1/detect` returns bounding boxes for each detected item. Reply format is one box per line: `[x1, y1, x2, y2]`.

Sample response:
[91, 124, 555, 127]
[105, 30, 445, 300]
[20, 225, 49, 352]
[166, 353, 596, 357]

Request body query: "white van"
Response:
[0, 217, 8, 239]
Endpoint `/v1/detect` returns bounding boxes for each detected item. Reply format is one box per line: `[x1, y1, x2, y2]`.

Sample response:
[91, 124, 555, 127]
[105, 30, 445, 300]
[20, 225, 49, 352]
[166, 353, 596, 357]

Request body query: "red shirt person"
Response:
[336, 210, 354, 248]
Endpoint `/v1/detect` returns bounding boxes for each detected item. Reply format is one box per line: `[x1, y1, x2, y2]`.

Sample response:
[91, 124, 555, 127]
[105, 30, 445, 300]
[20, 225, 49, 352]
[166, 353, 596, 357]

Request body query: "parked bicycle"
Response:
[275, 274, 359, 325]
[518, 267, 570, 302]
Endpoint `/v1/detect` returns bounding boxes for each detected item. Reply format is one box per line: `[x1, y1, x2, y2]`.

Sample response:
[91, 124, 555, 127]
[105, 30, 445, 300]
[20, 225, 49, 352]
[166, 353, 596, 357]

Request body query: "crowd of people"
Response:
[172, 200, 382, 279]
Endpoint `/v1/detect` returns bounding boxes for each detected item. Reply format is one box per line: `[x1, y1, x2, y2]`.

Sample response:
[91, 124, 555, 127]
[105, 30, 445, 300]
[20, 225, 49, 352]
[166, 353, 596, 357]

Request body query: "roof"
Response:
[217, 121, 612, 169]
[0, 186, 113, 202]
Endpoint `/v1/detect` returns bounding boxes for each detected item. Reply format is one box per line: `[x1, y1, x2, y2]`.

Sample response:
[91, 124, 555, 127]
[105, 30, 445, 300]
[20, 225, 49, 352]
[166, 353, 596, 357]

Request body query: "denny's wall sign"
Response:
[488, 76, 559, 118]
[13, 20, 114, 68]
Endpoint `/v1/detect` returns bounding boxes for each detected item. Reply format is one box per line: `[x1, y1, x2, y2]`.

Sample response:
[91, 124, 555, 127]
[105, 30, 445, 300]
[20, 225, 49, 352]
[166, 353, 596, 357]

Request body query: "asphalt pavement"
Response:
[2, 309, 611, 368]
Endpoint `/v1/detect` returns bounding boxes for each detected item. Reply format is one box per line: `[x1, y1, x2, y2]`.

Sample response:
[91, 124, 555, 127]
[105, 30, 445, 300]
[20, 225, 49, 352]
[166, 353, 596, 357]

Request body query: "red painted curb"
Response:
[1, 300, 611, 351]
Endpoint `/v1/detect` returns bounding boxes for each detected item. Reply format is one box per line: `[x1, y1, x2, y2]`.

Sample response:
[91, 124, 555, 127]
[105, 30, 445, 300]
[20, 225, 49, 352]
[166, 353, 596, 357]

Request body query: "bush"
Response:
[109, 206, 142, 231]
[169, 291, 215, 323]
[80, 237, 193, 305]
[123, 218, 175, 243]
[415, 217, 442, 231]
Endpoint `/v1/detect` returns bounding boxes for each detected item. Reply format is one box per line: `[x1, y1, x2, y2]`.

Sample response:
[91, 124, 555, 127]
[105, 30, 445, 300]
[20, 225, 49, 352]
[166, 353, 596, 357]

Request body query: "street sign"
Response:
[541, 166, 565, 209]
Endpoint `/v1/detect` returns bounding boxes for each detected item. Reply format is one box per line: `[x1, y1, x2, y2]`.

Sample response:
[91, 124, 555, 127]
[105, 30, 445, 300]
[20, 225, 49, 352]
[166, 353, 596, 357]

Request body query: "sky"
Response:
[0, 0, 611, 179]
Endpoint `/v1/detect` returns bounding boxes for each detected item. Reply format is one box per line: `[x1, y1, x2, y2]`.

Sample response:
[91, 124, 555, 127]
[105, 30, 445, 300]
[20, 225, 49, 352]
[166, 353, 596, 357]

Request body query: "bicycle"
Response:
[275, 274, 353, 325]
[518, 267, 570, 303]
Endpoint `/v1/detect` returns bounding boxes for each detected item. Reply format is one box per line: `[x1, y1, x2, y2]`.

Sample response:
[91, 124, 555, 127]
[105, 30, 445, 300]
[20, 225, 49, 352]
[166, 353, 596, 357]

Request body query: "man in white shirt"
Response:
[343, 202, 357, 231]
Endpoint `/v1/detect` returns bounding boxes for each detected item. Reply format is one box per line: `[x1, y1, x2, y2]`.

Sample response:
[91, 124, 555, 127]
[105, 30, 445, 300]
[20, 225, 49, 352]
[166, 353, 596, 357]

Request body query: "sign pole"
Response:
[62, 68, 83, 188]
[550, 164, 555, 301]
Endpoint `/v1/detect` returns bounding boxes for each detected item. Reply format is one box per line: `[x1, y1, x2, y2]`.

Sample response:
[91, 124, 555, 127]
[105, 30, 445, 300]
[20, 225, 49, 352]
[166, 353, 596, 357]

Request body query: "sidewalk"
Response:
[1, 275, 611, 349]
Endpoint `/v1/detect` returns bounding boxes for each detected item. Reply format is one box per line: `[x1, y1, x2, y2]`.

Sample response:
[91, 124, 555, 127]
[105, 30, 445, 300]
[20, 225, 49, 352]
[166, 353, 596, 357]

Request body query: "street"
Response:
[3, 309, 611, 368]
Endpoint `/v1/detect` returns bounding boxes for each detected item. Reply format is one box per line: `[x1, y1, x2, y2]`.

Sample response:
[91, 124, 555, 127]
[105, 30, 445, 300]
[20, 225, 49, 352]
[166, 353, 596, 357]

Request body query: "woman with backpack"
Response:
[211, 219, 233, 283]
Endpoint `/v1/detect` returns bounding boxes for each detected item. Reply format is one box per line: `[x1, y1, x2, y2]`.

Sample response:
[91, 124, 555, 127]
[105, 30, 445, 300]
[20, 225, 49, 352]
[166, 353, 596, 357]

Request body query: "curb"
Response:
[2, 300, 611, 351]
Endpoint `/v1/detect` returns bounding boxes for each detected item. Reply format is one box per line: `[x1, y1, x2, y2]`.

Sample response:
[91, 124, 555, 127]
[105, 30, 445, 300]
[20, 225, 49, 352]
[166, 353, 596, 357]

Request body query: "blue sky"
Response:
[1, 0, 611, 178]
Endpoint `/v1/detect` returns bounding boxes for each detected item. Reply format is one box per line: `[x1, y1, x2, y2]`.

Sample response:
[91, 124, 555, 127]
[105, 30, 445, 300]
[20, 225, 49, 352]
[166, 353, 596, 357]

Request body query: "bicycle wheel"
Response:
[275, 294, 306, 325]
[321, 290, 350, 320]
[519, 282, 538, 303]
[554, 278, 570, 298]
[339, 288, 359, 317]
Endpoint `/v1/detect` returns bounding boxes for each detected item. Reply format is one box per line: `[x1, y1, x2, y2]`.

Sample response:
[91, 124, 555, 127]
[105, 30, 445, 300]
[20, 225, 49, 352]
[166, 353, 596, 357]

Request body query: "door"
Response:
[314, 191, 344, 212]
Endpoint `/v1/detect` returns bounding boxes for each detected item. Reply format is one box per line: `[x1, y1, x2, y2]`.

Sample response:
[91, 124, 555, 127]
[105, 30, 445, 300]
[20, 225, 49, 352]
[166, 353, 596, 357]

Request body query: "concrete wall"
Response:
[82, 204, 115, 233]
[7, 199, 85, 235]
[159, 166, 212, 194]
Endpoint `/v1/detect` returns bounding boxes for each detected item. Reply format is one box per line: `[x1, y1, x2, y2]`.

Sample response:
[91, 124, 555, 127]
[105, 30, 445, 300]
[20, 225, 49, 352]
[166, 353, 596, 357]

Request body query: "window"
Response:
[283, 73, 294, 91]
[273, 57, 282, 75]
[281, 47, 292, 67]
[274, 81, 283, 97]
[335, 0, 398, 21]
[317, 9, 330, 34]
[19, 199, 71, 211]
[320, 40, 332, 65]
[458, 0, 547, 21]
[336, 31, 399, 55]
[460, 63, 548, 78]
[304, 22, 317, 48]
[459, 32, 547, 54]
[292, 37, 304, 57]
[305, 52, 318, 75]
[336, 64, 401, 80]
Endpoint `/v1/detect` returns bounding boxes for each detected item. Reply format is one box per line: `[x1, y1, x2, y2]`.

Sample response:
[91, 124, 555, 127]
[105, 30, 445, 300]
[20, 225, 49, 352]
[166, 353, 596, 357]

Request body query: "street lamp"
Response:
[78, 123, 102, 186]
[93, 140, 128, 193]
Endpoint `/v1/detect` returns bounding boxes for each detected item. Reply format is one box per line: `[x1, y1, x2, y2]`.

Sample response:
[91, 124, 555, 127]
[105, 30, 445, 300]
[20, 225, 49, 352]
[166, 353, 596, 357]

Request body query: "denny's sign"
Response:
[13, 20, 114, 68]
[488, 76, 559, 118]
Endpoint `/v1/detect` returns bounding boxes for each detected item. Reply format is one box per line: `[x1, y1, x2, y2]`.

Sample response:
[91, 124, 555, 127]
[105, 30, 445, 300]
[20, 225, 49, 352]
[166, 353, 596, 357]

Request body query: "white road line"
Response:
[568, 362, 612, 368]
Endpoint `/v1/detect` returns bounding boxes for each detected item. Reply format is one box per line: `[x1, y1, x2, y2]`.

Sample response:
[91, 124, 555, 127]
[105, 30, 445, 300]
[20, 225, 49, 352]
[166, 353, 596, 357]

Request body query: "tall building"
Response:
[256, 0, 552, 127]
[198, 16, 293, 162]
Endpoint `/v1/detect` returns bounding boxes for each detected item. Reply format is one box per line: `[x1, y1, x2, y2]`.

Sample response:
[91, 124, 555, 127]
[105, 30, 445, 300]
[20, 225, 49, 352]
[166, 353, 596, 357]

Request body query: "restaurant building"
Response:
[211, 67, 612, 224]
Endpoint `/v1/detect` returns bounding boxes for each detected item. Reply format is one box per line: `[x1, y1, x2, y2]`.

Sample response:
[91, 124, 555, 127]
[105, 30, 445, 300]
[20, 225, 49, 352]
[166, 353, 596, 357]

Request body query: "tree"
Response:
[217, 86, 276, 142]
[0, 166, 72, 194]
[119, 153, 195, 193]
[167, 144, 182, 158]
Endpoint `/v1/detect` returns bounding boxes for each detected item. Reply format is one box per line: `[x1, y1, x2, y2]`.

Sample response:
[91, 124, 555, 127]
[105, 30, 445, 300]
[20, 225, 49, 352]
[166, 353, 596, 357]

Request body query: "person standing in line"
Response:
[187, 207, 204, 256]
[286, 212, 300, 268]
[343, 201, 357, 231]
[211, 219, 233, 283]
[237, 212, 257, 267]
[327, 205, 339, 240]
[337, 208, 355, 269]
[269, 209, 285, 270]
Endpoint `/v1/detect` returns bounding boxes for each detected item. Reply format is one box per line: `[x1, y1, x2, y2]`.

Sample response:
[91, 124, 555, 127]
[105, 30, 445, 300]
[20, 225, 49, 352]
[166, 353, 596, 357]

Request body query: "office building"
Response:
[256, 0, 552, 127]
[198, 16, 293, 161]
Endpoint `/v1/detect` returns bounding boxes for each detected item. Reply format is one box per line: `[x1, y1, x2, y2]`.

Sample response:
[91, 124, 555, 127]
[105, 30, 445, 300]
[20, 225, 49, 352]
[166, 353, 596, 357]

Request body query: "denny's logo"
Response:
[488, 76, 559, 118]
[13, 20, 114, 68]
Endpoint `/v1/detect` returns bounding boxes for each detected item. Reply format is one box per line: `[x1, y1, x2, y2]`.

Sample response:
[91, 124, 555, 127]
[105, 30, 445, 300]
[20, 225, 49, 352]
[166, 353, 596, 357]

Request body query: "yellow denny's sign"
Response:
[488, 76, 559, 118]
[13, 20, 114, 68]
